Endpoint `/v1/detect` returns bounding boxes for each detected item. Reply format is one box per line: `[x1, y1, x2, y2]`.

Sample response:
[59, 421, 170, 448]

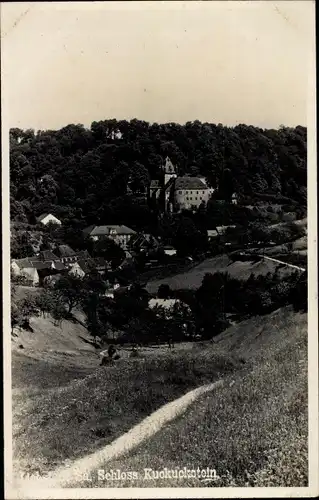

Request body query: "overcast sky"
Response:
[1, 1, 315, 131]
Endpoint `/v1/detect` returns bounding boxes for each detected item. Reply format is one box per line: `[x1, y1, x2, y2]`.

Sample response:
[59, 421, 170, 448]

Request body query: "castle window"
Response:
[202, 191, 205, 194]
[179, 191, 182, 194]
[195, 197, 197, 200]
[197, 191, 199, 194]
[186, 191, 188, 194]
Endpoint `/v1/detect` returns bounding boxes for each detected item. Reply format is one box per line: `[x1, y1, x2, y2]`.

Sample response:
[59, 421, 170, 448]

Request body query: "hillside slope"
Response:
[146, 254, 293, 293]
[69, 307, 308, 488]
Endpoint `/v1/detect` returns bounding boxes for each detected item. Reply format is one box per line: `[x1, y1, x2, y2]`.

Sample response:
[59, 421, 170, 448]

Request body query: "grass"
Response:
[71, 307, 307, 488]
[12, 303, 308, 488]
[12, 351, 93, 392]
[146, 254, 294, 293]
[13, 347, 242, 476]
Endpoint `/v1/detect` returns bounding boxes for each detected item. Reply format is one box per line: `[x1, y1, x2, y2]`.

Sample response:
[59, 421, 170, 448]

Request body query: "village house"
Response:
[11, 257, 67, 286]
[54, 244, 91, 267]
[82, 225, 136, 249]
[149, 157, 214, 213]
[36, 213, 62, 226]
[69, 256, 110, 277]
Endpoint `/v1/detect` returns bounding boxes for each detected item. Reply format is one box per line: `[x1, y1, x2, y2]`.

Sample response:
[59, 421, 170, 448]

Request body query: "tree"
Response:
[92, 237, 125, 269]
[9, 122, 306, 231]
[11, 232, 34, 259]
[53, 275, 84, 314]
[158, 284, 171, 299]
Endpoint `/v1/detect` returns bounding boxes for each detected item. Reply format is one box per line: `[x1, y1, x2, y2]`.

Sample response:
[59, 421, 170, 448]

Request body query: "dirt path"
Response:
[15, 379, 223, 492]
[257, 254, 306, 272]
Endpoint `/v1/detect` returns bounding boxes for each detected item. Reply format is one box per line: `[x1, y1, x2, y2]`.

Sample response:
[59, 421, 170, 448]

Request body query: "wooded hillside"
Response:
[10, 121, 307, 229]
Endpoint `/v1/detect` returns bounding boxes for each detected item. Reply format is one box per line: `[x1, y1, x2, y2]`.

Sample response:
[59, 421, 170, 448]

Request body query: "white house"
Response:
[82, 225, 136, 249]
[11, 261, 40, 286]
[36, 213, 62, 226]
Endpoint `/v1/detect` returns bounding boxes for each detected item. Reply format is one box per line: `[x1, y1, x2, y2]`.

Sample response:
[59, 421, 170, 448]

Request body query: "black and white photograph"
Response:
[1, 1, 317, 498]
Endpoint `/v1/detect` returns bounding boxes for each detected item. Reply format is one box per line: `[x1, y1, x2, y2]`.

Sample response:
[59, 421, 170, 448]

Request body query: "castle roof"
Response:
[174, 177, 207, 190]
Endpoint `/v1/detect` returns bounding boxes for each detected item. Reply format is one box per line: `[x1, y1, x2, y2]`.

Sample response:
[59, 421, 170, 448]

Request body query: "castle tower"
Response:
[162, 156, 177, 186]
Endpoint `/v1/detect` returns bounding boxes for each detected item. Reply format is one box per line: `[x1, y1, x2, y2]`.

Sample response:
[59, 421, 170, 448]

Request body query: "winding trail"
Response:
[15, 379, 224, 492]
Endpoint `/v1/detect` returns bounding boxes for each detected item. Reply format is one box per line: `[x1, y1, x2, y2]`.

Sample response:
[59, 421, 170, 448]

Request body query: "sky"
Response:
[1, 1, 315, 131]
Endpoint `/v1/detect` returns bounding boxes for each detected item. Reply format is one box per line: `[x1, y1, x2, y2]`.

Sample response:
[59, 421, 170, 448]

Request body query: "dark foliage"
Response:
[10, 123, 306, 230]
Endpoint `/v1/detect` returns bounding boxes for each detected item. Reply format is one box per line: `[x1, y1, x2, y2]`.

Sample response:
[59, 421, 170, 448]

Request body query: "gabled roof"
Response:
[13, 258, 33, 269]
[76, 257, 108, 273]
[36, 213, 60, 222]
[13, 258, 52, 270]
[77, 258, 96, 274]
[83, 224, 96, 235]
[90, 225, 136, 236]
[38, 250, 60, 261]
[174, 176, 207, 190]
[76, 250, 91, 259]
[56, 244, 76, 257]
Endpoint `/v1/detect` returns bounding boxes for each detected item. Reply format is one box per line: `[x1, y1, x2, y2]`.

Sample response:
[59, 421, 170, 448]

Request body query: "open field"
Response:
[71, 307, 307, 488]
[145, 254, 293, 293]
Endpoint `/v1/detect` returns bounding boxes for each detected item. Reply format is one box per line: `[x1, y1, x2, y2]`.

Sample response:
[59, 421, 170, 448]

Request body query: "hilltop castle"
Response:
[149, 157, 214, 213]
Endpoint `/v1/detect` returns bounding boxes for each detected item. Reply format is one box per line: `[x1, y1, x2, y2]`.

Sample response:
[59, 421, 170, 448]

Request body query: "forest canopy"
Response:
[10, 120, 307, 230]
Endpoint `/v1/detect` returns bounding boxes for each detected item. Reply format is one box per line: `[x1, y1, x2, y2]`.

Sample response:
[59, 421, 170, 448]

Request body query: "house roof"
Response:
[90, 225, 136, 236]
[76, 257, 108, 273]
[38, 250, 60, 261]
[56, 244, 76, 257]
[36, 213, 60, 222]
[174, 176, 207, 190]
[13, 258, 51, 270]
[82, 224, 96, 235]
[13, 258, 33, 269]
[76, 250, 91, 259]
[77, 258, 96, 274]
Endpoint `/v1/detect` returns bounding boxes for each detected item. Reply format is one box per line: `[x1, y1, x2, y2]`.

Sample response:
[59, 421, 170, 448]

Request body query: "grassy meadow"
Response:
[70, 307, 308, 488]
[13, 345, 243, 476]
